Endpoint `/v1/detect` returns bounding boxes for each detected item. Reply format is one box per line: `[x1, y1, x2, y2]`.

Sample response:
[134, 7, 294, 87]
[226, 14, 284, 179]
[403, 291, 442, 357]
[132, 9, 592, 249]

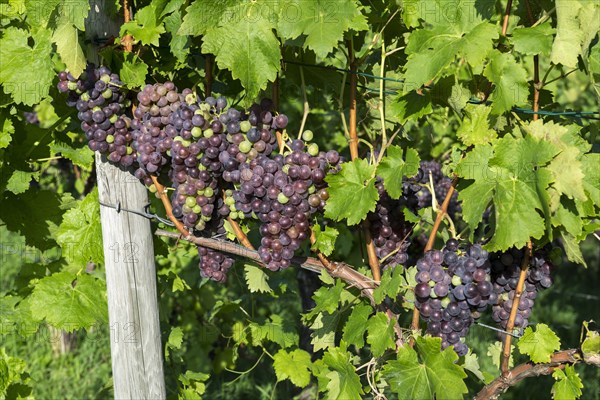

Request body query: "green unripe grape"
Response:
[67, 81, 77, 91]
[237, 213, 245, 220]
[229, 211, 238, 220]
[282, 164, 290, 174]
[308, 185, 316, 194]
[109, 114, 118, 124]
[240, 120, 251, 133]
[102, 88, 113, 99]
[185, 197, 196, 208]
[451, 275, 462, 286]
[199, 164, 207, 171]
[182, 204, 193, 214]
[204, 187, 214, 198]
[174, 136, 184, 142]
[166, 150, 171, 157]
[203, 128, 214, 138]
[195, 221, 206, 231]
[239, 141, 252, 153]
[440, 297, 451, 308]
[229, 204, 237, 212]
[429, 288, 438, 298]
[148, 184, 157, 193]
[126, 147, 133, 155]
[106, 134, 115, 144]
[201, 215, 211, 222]
[191, 127, 203, 138]
[100, 74, 111, 83]
[92, 106, 101, 112]
[182, 139, 191, 147]
[428, 280, 436, 287]
[225, 197, 235, 206]
[277, 193, 289, 204]
[302, 130, 314, 141]
[307, 143, 319, 156]
[192, 205, 201, 214]
[80, 92, 90, 101]
[185, 93, 197, 105]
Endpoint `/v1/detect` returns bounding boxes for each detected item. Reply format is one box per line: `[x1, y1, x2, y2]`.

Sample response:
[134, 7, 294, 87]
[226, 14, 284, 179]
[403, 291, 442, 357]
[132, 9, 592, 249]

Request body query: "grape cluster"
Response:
[57, 66, 134, 168]
[198, 246, 234, 283]
[367, 182, 415, 269]
[490, 249, 553, 334]
[414, 239, 493, 356]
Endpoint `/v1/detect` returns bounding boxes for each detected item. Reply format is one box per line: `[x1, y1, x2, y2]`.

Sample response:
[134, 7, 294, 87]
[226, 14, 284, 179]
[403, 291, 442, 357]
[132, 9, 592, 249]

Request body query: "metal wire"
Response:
[475, 321, 522, 338]
[99, 201, 174, 226]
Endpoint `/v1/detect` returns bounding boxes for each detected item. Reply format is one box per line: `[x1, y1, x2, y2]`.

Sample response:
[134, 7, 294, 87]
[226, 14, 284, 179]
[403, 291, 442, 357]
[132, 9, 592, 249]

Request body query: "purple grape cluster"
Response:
[490, 249, 553, 334]
[57, 66, 135, 167]
[198, 246, 234, 283]
[367, 182, 416, 269]
[414, 239, 493, 356]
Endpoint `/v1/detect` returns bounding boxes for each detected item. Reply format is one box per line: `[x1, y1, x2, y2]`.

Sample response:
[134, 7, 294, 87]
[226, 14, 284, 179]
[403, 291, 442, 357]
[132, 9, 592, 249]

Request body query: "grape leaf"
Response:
[551, 365, 583, 400]
[273, 349, 313, 388]
[512, 22, 555, 56]
[165, 326, 183, 358]
[49, 140, 94, 169]
[401, 0, 495, 29]
[311, 224, 339, 256]
[24, 0, 60, 27]
[383, 336, 468, 400]
[456, 135, 559, 251]
[366, 312, 396, 357]
[314, 344, 363, 400]
[306, 281, 344, 318]
[0, 114, 14, 149]
[28, 270, 108, 331]
[277, 0, 368, 58]
[120, 3, 166, 46]
[324, 159, 378, 225]
[404, 22, 497, 89]
[377, 146, 420, 199]
[483, 50, 529, 114]
[456, 104, 497, 146]
[581, 153, 600, 206]
[518, 323, 561, 363]
[551, 0, 584, 68]
[309, 312, 339, 351]
[342, 303, 372, 348]
[559, 231, 587, 267]
[55, 188, 104, 266]
[202, 13, 280, 104]
[461, 351, 486, 382]
[373, 266, 405, 304]
[178, 0, 237, 36]
[244, 264, 272, 293]
[0, 27, 55, 105]
[487, 341, 514, 369]
[59, 0, 90, 31]
[52, 22, 86, 78]
[249, 315, 298, 348]
[162, 0, 189, 64]
[389, 91, 432, 123]
[120, 53, 149, 89]
[6, 170, 39, 194]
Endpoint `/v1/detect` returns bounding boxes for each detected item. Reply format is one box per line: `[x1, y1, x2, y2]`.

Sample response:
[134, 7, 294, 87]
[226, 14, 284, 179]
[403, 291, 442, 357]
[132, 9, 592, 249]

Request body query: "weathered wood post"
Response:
[86, 1, 166, 398]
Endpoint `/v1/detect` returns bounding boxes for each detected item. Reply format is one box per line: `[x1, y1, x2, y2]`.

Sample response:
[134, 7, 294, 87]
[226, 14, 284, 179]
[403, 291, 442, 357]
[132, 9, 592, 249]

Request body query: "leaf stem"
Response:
[501, 240, 532, 375]
[297, 66, 310, 139]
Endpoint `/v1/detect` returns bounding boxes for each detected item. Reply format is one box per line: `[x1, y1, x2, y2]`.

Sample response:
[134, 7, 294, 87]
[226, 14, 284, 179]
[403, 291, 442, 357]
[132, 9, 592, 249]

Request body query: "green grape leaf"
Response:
[309, 312, 339, 351]
[512, 22, 555, 56]
[518, 323, 561, 363]
[0, 190, 62, 250]
[0, 27, 55, 105]
[483, 50, 529, 114]
[324, 159, 378, 225]
[162, 1, 189, 63]
[244, 264, 272, 293]
[487, 341, 514, 369]
[378, 146, 421, 199]
[55, 188, 104, 266]
[551, 365, 583, 400]
[277, 0, 368, 58]
[342, 303, 372, 348]
[202, 11, 280, 104]
[547, 147, 586, 201]
[401, 0, 495, 29]
[273, 349, 313, 388]
[178, 0, 236, 36]
[49, 140, 94, 169]
[373, 266, 405, 304]
[59, 0, 90, 31]
[120, 3, 166, 46]
[307, 281, 344, 318]
[28, 270, 108, 331]
[551, 0, 584, 68]
[120, 53, 149, 89]
[0, 114, 14, 149]
[165, 326, 183, 358]
[590, 43, 600, 75]
[581, 331, 600, 357]
[311, 224, 339, 256]
[249, 315, 298, 348]
[52, 22, 86, 78]
[456, 135, 559, 251]
[404, 22, 497, 89]
[560, 231, 587, 267]
[366, 312, 396, 357]
[456, 104, 497, 146]
[388, 91, 432, 123]
[6, 170, 39, 195]
[581, 153, 600, 205]
[25, 0, 60, 27]
[383, 336, 468, 400]
[314, 344, 363, 400]
[462, 351, 486, 382]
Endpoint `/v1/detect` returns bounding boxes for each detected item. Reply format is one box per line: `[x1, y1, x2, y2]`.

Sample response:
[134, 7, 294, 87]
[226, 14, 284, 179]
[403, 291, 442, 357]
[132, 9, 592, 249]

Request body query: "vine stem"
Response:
[150, 176, 190, 238]
[409, 176, 459, 344]
[346, 39, 381, 282]
[297, 66, 310, 138]
[501, 0, 513, 36]
[501, 240, 532, 375]
[476, 348, 599, 400]
[122, 0, 133, 51]
[156, 229, 378, 304]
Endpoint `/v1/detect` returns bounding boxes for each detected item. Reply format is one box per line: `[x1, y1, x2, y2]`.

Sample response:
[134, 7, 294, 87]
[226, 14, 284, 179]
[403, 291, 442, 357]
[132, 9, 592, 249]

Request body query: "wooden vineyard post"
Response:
[86, 1, 166, 398]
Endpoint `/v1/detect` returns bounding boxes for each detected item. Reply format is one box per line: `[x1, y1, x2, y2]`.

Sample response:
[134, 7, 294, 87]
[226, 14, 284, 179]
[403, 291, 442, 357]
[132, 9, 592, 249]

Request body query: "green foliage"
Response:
[518, 324, 561, 363]
[273, 349, 313, 387]
[552, 365, 584, 400]
[311, 224, 339, 257]
[243, 264, 272, 294]
[377, 146, 420, 199]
